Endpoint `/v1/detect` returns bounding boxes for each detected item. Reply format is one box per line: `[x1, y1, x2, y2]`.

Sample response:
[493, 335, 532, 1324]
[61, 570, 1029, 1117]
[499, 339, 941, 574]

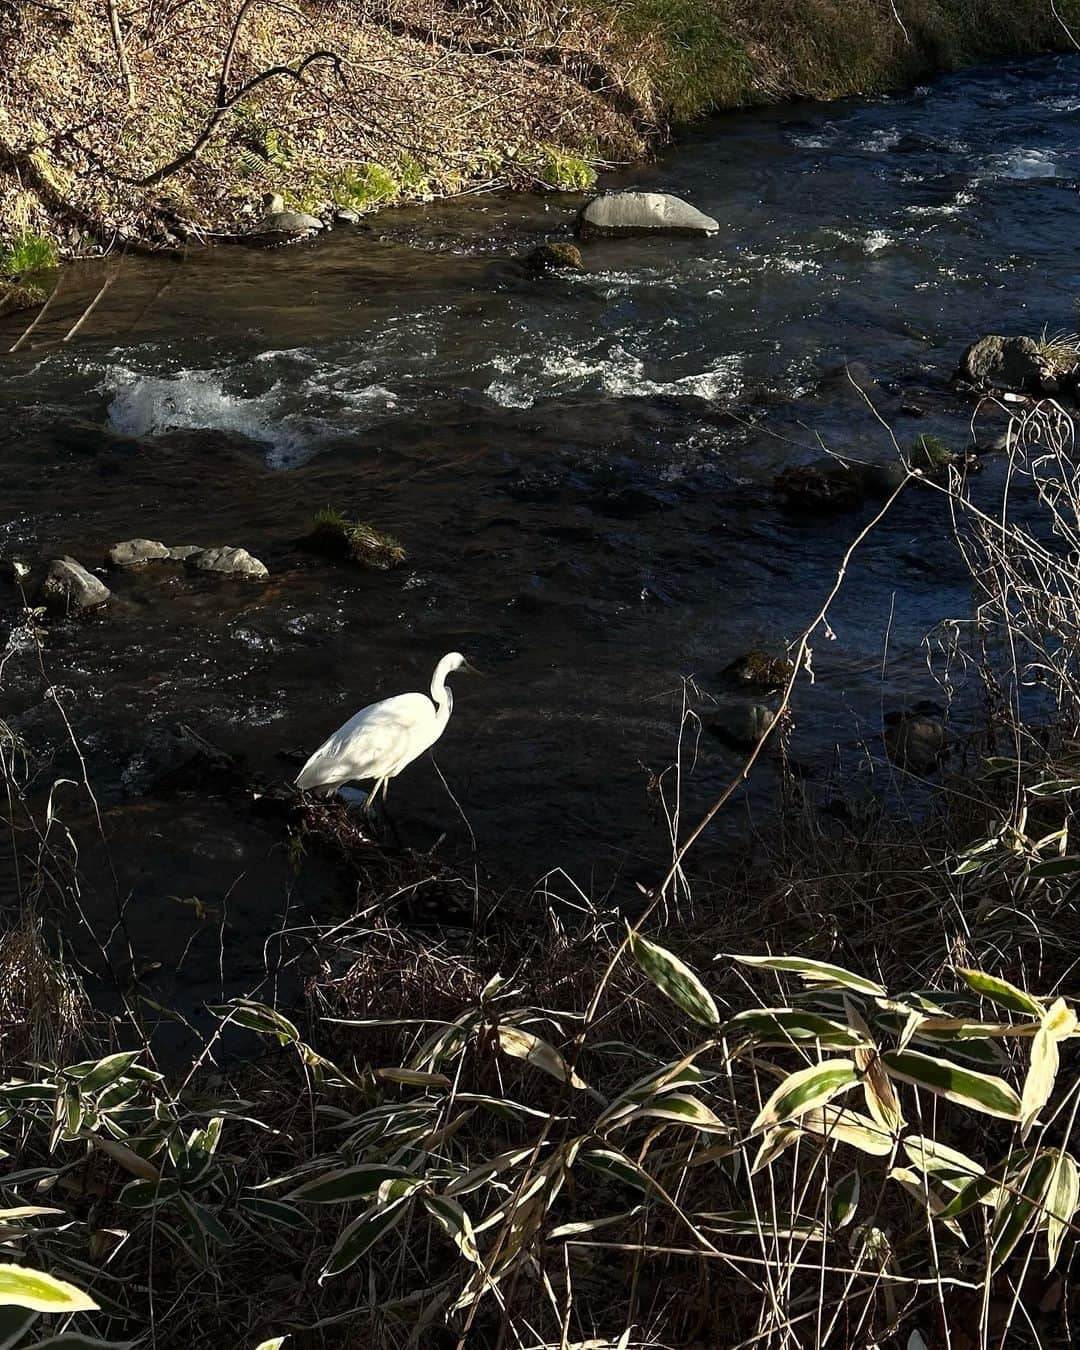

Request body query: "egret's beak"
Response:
[461, 659, 484, 677]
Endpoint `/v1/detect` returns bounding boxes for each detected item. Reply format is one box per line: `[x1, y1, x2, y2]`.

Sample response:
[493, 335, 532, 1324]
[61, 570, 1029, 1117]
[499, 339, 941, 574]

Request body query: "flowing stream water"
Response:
[2, 54, 1080, 1009]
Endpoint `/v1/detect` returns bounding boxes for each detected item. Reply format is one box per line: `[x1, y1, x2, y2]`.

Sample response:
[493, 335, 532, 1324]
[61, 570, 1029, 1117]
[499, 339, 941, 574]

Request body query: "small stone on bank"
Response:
[39, 557, 111, 611]
[107, 538, 170, 568]
[186, 546, 269, 579]
[576, 190, 719, 239]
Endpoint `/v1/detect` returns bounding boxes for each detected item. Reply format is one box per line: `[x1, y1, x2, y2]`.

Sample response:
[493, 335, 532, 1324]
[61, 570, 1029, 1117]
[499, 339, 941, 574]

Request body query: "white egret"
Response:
[294, 652, 479, 810]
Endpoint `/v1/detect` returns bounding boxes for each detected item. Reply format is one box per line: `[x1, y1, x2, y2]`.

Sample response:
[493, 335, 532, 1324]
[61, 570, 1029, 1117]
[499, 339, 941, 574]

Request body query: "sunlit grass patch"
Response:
[301, 507, 406, 569]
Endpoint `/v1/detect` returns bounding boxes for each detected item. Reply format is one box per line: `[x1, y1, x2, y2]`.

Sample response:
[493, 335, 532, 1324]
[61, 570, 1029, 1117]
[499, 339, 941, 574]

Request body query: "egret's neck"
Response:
[430, 662, 454, 722]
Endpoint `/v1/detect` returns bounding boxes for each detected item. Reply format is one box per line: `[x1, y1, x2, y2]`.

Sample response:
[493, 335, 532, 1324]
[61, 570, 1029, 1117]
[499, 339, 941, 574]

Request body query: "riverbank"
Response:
[1, 0, 1080, 281]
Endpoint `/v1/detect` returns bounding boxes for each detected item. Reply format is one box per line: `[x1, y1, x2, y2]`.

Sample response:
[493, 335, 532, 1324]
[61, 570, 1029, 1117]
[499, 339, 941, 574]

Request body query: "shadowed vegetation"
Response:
[3, 404, 1080, 1347]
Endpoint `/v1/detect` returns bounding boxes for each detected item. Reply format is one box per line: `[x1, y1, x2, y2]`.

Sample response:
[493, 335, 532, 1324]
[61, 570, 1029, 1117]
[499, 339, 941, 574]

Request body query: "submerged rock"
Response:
[708, 703, 776, 750]
[956, 335, 1057, 395]
[186, 546, 269, 579]
[576, 191, 719, 239]
[524, 242, 583, 275]
[858, 462, 908, 497]
[39, 557, 111, 612]
[724, 650, 793, 691]
[884, 704, 947, 773]
[121, 723, 235, 797]
[774, 462, 864, 515]
[107, 538, 170, 568]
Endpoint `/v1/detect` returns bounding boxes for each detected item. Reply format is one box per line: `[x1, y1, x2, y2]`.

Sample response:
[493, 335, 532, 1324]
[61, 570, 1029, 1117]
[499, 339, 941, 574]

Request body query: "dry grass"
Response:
[2, 0, 1080, 253]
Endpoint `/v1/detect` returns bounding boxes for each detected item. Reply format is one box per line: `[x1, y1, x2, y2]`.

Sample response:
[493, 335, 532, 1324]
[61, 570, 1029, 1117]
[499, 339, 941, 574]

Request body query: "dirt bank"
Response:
[0, 0, 1078, 271]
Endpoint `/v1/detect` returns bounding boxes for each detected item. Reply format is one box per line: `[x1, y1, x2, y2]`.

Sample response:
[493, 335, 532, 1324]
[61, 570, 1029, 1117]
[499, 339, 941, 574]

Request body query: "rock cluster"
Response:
[30, 539, 269, 615]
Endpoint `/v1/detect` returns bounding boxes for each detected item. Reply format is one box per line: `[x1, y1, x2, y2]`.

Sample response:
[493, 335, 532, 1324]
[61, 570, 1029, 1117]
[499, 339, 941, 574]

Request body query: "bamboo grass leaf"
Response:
[631, 932, 719, 1026]
[955, 969, 1045, 1018]
[1046, 1150, 1080, 1271]
[0, 1265, 98, 1313]
[727, 955, 886, 998]
[752, 1059, 860, 1133]
[881, 1049, 1021, 1120]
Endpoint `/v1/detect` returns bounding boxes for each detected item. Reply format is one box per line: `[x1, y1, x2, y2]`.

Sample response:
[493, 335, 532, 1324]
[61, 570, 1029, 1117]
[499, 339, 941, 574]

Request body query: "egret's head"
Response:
[443, 651, 482, 677]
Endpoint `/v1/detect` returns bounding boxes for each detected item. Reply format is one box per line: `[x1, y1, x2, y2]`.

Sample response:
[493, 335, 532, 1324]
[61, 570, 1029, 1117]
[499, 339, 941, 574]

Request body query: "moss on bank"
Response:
[0, 0, 1078, 253]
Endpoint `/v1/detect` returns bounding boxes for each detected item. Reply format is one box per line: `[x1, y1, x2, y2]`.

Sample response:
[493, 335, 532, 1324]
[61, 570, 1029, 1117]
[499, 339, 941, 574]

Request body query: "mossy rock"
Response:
[724, 649, 793, 691]
[910, 434, 955, 473]
[0, 277, 49, 318]
[524, 242, 583, 276]
[300, 510, 405, 570]
[707, 702, 776, 749]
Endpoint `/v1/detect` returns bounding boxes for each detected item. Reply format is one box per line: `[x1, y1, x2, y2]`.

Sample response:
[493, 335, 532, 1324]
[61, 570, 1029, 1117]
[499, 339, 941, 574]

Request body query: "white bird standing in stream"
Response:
[294, 652, 479, 810]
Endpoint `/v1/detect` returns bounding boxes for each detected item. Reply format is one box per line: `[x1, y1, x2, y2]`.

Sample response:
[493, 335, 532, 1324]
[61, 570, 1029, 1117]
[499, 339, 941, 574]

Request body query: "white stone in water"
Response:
[186, 546, 268, 580]
[577, 191, 720, 239]
[39, 557, 111, 611]
[107, 538, 170, 567]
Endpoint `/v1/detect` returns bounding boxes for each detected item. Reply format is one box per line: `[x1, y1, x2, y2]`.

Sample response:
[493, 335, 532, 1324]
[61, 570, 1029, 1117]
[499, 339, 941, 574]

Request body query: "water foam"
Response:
[103, 359, 397, 469]
[983, 148, 1058, 179]
[484, 343, 743, 408]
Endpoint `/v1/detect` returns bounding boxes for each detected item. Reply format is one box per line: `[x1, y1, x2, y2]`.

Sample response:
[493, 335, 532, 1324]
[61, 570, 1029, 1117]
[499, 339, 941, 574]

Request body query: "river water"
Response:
[2, 55, 1079, 1004]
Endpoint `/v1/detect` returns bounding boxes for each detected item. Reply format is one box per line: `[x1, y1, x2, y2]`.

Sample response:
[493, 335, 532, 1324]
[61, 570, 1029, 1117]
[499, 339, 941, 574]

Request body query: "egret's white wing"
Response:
[295, 692, 438, 790]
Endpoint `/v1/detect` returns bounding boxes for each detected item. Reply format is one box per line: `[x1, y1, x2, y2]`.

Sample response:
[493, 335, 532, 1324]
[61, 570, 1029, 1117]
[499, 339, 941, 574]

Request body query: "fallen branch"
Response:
[119, 49, 343, 189]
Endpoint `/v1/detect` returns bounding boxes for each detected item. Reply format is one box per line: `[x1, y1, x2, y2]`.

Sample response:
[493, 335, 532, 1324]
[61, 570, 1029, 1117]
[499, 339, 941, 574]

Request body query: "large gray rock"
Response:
[107, 538, 170, 568]
[957, 336, 1057, 395]
[186, 546, 268, 580]
[39, 557, 111, 612]
[245, 193, 323, 246]
[576, 191, 719, 239]
[257, 209, 323, 235]
[167, 545, 203, 561]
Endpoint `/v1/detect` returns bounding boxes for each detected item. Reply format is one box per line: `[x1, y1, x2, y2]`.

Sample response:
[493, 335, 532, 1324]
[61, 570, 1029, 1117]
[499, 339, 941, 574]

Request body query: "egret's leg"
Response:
[363, 780, 384, 814]
[381, 776, 392, 803]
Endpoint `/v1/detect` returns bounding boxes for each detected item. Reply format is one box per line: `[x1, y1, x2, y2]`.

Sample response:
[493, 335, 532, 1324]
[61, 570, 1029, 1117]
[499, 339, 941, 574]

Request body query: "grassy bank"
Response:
[3, 401, 1080, 1347]
[0, 0, 1078, 283]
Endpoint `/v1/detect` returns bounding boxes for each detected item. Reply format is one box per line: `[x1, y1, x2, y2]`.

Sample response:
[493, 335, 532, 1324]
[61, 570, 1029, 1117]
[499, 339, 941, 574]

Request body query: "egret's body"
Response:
[295, 652, 473, 809]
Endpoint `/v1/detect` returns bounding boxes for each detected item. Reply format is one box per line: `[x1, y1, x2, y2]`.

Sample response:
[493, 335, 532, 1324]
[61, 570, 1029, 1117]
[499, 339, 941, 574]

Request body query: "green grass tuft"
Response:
[537, 146, 597, 192]
[910, 433, 956, 472]
[303, 508, 406, 569]
[0, 232, 58, 279]
[324, 162, 400, 211]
